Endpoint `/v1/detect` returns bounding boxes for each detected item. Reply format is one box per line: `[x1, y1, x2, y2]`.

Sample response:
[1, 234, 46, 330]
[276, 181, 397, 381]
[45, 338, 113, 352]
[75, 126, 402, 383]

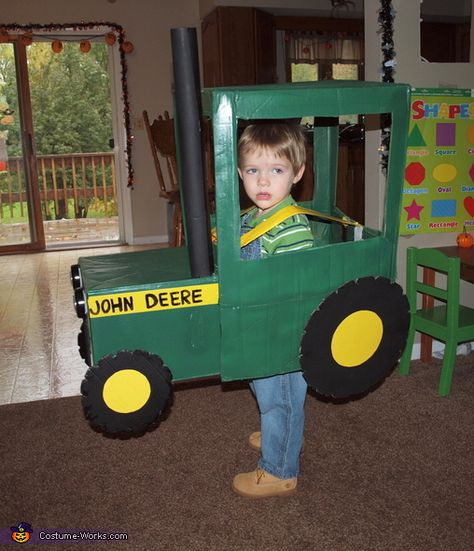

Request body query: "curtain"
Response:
[286, 31, 363, 63]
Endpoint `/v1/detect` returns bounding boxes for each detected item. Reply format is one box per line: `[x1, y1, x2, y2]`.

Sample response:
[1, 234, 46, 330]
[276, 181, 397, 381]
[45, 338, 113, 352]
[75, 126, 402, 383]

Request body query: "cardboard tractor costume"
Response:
[72, 78, 411, 436]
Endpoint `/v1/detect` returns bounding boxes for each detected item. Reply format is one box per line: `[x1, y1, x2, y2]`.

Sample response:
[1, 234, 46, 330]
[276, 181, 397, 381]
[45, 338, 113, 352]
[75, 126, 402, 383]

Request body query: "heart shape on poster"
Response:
[464, 196, 474, 217]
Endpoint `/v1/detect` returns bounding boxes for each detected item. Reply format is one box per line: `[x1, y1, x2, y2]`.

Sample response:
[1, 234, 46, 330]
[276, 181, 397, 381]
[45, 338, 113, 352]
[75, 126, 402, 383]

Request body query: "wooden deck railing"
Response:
[0, 152, 116, 219]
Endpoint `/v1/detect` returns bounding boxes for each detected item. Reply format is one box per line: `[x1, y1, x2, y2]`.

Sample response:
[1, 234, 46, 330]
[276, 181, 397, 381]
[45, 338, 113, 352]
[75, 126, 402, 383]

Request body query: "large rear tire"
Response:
[300, 277, 409, 398]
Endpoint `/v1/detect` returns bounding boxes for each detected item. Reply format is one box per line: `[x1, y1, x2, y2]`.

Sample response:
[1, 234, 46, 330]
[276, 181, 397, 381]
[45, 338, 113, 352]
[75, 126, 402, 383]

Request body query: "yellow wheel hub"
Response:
[331, 310, 383, 368]
[103, 369, 151, 413]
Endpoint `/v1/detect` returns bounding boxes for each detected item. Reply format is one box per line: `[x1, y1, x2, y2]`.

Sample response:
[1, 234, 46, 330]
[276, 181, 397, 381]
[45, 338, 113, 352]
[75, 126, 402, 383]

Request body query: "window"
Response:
[286, 31, 363, 126]
[286, 30, 363, 80]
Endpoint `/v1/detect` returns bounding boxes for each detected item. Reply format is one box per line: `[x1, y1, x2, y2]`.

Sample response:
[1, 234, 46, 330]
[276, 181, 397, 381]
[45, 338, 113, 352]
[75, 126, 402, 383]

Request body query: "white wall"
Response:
[4, 0, 201, 244]
[365, 0, 474, 307]
[6, 0, 474, 279]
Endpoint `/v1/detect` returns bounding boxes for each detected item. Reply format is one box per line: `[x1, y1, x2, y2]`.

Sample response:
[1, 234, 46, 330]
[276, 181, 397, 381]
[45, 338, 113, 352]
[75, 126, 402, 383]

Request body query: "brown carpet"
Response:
[1, 355, 473, 551]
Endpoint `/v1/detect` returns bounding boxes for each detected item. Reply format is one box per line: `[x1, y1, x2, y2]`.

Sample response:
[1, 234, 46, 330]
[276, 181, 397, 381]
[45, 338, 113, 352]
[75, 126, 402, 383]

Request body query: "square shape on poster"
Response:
[436, 122, 456, 147]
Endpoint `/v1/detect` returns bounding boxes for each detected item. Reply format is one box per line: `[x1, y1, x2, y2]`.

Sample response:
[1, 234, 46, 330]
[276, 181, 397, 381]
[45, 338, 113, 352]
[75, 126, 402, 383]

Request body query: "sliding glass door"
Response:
[1, 29, 124, 253]
[0, 40, 44, 252]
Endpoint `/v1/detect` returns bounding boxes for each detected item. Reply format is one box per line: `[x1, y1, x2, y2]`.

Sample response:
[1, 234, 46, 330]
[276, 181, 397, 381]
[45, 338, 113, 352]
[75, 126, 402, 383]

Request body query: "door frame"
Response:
[107, 33, 132, 245]
[0, 38, 45, 253]
[0, 25, 132, 254]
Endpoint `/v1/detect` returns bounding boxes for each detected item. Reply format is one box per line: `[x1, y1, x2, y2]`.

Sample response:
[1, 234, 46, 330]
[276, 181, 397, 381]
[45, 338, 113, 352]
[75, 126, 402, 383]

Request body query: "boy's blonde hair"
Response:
[238, 123, 306, 173]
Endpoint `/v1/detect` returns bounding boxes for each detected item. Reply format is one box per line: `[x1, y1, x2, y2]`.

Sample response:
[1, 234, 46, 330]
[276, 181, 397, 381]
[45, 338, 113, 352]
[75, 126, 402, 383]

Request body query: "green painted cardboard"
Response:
[202, 81, 410, 381]
[74, 81, 410, 402]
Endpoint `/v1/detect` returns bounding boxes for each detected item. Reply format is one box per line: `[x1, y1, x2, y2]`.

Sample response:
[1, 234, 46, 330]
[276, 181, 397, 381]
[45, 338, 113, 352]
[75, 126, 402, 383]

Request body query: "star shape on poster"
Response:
[404, 199, 424, 221]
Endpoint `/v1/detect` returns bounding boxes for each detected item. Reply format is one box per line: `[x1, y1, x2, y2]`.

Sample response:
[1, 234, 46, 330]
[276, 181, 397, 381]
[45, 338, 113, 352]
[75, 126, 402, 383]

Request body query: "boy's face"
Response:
[238, 146, 305, 215]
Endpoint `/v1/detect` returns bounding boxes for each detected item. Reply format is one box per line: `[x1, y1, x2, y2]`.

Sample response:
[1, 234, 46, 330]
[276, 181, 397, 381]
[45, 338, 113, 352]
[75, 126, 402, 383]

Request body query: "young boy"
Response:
[232, 123, 313, 498]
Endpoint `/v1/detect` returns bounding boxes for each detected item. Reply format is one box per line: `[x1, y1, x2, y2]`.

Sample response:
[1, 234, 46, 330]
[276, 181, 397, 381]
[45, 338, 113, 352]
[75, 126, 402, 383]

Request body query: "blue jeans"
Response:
[250, 371, 307, 479]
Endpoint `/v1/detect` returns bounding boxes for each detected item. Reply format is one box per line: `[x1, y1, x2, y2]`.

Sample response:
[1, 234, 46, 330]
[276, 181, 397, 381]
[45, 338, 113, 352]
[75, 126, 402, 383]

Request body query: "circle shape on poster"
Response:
[433, 163, 457, 183]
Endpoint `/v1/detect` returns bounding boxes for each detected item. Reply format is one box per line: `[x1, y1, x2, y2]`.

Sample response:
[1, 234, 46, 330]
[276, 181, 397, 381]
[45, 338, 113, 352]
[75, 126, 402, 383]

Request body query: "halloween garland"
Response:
[378, 0, 396, 174]
[0, 22, 135, 188]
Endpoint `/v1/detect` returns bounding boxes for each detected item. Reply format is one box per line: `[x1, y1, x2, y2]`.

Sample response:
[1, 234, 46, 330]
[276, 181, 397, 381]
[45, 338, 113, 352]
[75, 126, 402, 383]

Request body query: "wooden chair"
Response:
[143, 109, 183, 247]
[399, 247, 474, 395]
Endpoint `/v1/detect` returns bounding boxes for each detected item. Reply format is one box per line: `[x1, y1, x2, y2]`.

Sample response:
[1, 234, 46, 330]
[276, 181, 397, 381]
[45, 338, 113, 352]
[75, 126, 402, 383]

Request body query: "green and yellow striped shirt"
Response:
[241, 196, 314, 257]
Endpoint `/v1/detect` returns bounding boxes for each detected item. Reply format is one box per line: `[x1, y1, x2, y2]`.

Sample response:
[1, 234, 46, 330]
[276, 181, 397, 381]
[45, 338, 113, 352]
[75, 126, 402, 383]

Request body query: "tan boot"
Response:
[248, 431, 261, 451]
[232, 468, 297, 498]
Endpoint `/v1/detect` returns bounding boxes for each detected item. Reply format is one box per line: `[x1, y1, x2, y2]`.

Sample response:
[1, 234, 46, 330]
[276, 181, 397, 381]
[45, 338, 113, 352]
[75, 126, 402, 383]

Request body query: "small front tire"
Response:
[77, 321, 92, 367]
[81, 350, 172, 435]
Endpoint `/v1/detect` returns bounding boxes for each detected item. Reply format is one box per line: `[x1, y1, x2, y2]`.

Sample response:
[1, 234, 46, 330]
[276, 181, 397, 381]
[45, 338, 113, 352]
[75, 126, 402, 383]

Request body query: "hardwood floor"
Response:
[0, 244, 158, 405]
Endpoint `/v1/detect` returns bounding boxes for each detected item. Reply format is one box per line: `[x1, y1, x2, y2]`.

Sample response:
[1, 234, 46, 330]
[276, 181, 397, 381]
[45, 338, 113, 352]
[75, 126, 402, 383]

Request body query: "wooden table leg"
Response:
[420, 266, 435, 362]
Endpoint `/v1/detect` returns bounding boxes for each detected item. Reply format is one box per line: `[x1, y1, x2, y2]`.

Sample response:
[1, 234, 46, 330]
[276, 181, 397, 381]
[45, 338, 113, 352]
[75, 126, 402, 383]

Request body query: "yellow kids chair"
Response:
[399, 246, 474, 396]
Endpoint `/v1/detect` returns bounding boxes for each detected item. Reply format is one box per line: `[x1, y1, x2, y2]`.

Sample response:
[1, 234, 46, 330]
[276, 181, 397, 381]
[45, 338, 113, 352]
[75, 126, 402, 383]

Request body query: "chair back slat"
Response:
[143, 109, 183, 246]
[143, 110, 179, 196]
[412, 247, 450, 271]
[407, 246, 461, 325]
[142, 109, 215, 247]
[414, 282, 447, 302]
[400, 246, 474, 395]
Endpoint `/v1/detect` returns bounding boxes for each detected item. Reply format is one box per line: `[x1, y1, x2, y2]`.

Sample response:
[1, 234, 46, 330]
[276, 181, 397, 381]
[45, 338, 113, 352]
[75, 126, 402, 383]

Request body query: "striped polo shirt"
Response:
[241, 195, 314, 257]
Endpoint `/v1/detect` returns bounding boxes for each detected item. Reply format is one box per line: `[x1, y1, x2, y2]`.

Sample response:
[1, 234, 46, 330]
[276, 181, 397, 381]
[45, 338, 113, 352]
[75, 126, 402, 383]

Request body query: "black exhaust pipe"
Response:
[171, 27, 213, 278]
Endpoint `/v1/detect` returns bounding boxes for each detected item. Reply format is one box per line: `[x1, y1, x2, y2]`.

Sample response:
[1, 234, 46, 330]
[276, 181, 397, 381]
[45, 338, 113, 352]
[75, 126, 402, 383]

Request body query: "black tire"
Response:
[81, 350, 172, 435]
[300, 277, 409, 398]
[77, 321, 91, 367]
[70, 264, 82, 290]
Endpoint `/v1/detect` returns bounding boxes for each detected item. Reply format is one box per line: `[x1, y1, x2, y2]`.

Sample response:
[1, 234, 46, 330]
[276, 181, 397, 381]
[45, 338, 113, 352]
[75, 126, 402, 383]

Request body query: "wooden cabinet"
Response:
[202, 6, 276, 87]
[421, 21, 470, 63]
[336, 141, 365, 224]
[202, 9, 365, 224]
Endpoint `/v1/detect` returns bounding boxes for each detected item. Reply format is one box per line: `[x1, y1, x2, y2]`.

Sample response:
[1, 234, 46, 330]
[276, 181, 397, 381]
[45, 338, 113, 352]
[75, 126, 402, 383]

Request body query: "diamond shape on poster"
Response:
[469, 164, 474, 183]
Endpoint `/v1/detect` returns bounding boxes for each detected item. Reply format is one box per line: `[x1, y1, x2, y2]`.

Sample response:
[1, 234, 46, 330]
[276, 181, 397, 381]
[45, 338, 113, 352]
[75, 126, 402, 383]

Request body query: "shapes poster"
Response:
[400, 88, 474, 235]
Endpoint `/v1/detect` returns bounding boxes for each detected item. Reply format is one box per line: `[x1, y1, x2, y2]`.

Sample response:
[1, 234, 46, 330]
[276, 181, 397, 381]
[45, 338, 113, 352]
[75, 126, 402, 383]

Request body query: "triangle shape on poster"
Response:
[407, 124, 426, 147]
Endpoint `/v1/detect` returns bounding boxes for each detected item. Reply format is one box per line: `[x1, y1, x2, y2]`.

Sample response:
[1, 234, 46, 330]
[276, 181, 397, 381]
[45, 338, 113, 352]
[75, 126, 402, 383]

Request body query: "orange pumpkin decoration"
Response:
[122, 40, 134, 54]
[457, 226, 474, 248]
[80, 40, 91, 53]
[105, 32, 116, 46]
[52, 40, 63, 53]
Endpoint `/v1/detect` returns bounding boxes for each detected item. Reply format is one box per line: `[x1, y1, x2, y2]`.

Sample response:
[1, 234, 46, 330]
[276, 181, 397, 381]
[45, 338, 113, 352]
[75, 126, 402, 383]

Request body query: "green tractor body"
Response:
[73, 81, 411, 434]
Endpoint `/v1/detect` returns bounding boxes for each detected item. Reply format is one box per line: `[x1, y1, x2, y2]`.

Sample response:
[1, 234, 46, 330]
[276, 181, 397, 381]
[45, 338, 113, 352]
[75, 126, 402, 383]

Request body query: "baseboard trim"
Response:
[130, 234, 168, 245]
[411, 340, 474, 360]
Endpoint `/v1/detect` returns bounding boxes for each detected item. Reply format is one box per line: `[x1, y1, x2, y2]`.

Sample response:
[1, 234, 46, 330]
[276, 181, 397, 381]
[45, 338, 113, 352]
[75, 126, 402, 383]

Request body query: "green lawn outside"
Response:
[0, 199, 117, 223]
